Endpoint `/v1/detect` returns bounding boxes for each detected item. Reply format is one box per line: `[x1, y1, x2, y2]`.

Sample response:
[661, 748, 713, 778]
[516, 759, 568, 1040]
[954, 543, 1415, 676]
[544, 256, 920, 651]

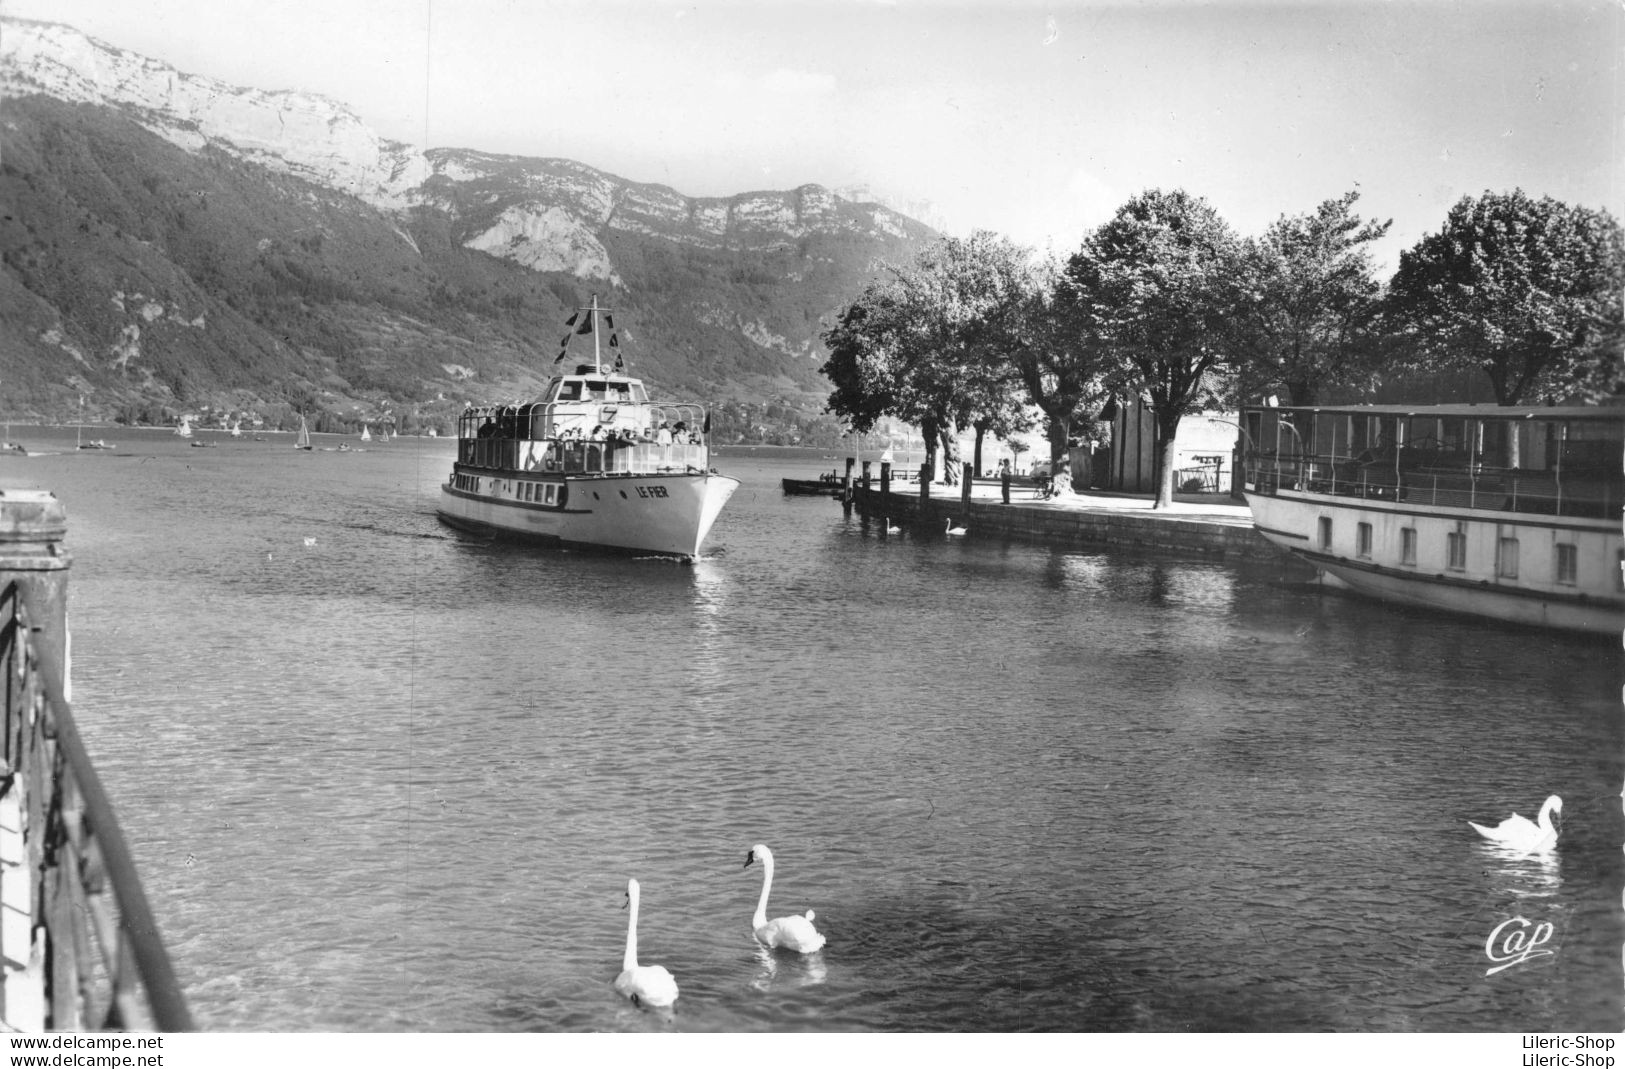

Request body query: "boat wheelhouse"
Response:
[1240, 403, 1624, 634]
[436, 297, 738, 560]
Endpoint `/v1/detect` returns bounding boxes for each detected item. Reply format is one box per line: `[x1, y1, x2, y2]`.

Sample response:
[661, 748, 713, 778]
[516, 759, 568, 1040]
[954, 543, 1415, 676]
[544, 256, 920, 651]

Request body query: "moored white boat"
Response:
[437, 296, 739, 560]
[1241, 403, 1624, 634]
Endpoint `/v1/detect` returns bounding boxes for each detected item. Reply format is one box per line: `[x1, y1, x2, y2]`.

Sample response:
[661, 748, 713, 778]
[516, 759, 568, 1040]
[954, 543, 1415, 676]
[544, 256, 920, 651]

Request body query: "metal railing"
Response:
[0, 492, 191, 1031]
[1243, 452, 1621, 520]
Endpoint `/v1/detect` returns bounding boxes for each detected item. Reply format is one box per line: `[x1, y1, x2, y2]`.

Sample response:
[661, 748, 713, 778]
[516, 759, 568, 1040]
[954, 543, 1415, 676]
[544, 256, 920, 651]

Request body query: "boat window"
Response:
[1555, 543, 1577, 586]
[1356, 523, 1372, 559]
[586, 381, 607, 400]
[545, 484, 557, 504]
[1447, 525, 1467, 570]
[1317, 516, 1332, 551]
[1400, 528, 1417, 566]
[555, 381, 583, 402]
[631, 383, 648, 403]
[1496, 537, 1519, 579]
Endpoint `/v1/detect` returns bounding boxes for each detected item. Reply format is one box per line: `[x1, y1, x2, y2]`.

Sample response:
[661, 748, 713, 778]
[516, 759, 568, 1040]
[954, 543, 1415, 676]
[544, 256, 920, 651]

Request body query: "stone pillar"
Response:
[0, 490, 69, 698]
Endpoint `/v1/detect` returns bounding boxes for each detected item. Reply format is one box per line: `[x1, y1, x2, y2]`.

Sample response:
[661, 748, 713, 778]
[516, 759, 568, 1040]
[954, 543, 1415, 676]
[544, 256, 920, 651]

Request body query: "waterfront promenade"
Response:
[846, 470, 1283, 562]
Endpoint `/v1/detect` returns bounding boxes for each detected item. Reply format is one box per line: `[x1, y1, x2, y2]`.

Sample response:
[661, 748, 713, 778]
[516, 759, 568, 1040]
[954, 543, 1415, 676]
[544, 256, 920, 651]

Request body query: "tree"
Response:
[1066, 189, 1241, 508]
[993, 258, 1112, 491]
[1229, 190, 1391, 406]
[1386, 190, 1625, 404]
[822, 231, 1037, 484]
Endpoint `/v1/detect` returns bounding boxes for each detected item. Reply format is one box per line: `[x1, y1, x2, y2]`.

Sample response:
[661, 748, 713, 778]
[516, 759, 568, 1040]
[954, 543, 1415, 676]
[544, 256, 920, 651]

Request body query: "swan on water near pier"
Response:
[744, 844, 826, 953]
[614, 878, 679, 1008]
[1470, 794, 1562, 854]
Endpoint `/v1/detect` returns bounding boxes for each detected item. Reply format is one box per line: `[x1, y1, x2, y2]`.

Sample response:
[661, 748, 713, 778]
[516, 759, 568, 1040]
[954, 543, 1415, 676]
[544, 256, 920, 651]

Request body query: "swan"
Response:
[945, 518, 967, 536]
[743, 844, 826, 953]
[885, 518, 901, 533]
[613, 878, 679, 1008]
[1470, 794, 1562, 853]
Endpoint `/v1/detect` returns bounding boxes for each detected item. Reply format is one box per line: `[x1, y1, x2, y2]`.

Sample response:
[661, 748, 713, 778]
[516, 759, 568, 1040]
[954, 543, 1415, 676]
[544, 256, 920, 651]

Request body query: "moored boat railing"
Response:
[1242, 451, 1620, 519]
[0, 490, 191, 1031]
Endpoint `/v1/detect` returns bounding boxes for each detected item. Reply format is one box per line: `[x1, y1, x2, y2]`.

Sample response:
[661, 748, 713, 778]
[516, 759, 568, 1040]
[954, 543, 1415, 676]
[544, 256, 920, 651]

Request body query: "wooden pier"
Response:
[845, 459, 1281, 562]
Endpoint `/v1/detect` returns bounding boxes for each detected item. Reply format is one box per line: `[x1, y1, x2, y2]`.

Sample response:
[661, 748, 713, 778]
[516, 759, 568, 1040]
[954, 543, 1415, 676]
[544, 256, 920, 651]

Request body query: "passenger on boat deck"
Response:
[673, 421, 688, 444]
[656, 422, 673, 446]
[590, 425, 605, 440]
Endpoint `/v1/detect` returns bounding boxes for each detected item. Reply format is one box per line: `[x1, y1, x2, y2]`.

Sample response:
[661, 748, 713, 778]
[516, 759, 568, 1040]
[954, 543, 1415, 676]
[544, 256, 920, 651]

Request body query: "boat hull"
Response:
[1245, 490, 1624, 634]
[438, 470, 739, 560]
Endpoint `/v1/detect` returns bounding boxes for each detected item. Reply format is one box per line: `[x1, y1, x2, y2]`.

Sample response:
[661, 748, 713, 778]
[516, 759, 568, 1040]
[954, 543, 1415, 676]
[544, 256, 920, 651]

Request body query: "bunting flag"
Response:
[564, 312, 578, 327]
[608, 333, 619, 348]
[555, 351, 567, 363]
[574, 312, 594, 336]
[702, 411, 711, 435]
[559, 335, 571, 348]
[613, 355, 624, 371]
[605, 314, 615, 331]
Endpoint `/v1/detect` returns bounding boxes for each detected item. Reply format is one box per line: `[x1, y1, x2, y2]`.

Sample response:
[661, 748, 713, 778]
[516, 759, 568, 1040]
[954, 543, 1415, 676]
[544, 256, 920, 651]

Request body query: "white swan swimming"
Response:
[613, 878, 679, 1008]
[744, 844, 826, 953]
[945, 518, 967, 536]
[885, 518, 901, 533]
[1470, 794, 1562, 854]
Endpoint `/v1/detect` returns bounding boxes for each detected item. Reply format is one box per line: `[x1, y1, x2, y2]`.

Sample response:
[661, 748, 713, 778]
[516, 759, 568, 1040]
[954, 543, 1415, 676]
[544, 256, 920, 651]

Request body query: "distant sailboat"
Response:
[295, 415, 312, 450]
[175, 417, 193, 439]
[360, 425, 372, 442]
[230, 420, 242, 438]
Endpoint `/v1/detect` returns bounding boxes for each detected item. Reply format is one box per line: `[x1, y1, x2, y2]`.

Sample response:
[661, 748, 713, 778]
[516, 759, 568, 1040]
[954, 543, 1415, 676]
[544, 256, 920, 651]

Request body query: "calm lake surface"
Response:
[0, 426, 1619, 1032]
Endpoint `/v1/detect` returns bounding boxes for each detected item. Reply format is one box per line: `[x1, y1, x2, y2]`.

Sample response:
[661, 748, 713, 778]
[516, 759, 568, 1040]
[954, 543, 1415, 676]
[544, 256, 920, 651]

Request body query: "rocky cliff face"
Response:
[0, 16, 936, 435]
[1, 18, 928, 277]
[1, 18, 431, 207]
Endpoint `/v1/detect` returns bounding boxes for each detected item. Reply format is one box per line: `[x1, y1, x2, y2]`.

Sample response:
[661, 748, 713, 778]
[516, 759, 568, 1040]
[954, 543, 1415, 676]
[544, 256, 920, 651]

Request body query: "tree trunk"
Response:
[972, 422, 987, 477]
[1153, 408, 1184, 509]
[1047, 415, 1072, 488]
[920, 416, 940, 483]
[939, 422, 962, 485]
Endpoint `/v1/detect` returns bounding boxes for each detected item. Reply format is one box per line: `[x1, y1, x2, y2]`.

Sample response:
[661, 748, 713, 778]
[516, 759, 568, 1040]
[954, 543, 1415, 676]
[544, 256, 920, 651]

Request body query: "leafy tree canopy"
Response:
[821, 231, 1041, 479]
[1229, 190, 1391, 406]
[1386, 189, 1625, 404]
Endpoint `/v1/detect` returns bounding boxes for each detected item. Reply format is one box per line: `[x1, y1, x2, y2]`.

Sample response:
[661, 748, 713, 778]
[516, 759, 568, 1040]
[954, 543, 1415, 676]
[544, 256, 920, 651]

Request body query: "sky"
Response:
[3, 0, 1619, 272]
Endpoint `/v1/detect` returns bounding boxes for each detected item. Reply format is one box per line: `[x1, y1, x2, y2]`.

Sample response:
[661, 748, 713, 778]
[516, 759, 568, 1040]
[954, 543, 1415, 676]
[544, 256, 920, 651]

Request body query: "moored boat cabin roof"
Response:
[1251, 402, 1625, 423]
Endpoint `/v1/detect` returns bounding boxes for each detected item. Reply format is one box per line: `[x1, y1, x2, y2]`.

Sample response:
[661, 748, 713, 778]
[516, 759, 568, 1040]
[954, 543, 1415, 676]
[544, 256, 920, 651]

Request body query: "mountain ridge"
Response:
[0, 17, 937, 440]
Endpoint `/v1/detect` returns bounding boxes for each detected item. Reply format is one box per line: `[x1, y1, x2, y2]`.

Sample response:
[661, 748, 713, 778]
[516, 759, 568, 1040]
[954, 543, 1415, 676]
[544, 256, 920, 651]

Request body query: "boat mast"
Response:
[588, 293, 602, 374]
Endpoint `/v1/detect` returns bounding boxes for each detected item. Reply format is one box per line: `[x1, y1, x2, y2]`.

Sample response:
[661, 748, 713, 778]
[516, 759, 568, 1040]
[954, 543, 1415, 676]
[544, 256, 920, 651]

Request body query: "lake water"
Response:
[1, 427, 1619, 1032]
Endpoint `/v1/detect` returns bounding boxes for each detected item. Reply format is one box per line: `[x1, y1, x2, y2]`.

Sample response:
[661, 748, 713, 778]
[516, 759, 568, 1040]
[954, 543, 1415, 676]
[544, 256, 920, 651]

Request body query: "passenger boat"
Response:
[437, 296, 739, 560]
[1240, 403, 1624, 634]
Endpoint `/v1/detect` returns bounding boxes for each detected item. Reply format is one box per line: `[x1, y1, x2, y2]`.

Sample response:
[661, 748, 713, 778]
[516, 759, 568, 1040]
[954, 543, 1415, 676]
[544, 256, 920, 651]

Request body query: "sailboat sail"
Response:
[175, 418, 193, 438]
[296, 416, 312, 450]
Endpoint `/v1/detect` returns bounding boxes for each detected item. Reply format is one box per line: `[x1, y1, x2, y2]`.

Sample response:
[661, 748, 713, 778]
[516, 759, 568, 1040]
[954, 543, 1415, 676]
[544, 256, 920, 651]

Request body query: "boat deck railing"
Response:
[0, 491, 191, 1031]
[459, 437, 711, 476]
[1243, 452, 1621, 520]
